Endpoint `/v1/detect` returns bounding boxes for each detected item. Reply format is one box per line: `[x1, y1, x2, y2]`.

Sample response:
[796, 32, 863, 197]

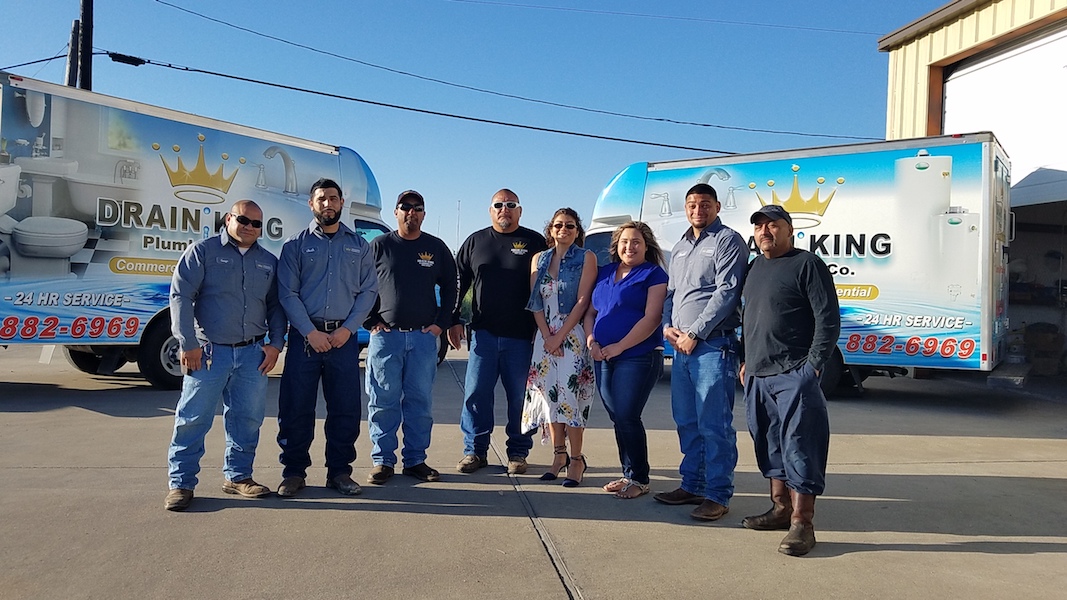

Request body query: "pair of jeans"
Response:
[277, 327, 362, 480]
[460, 329, 535, 458]
[365, 329, 438, 468]
[595, 349, 663, 485]
[744, 362, 830, 496]
[168, 342, 269, 490]
[670, 336, 739, 506]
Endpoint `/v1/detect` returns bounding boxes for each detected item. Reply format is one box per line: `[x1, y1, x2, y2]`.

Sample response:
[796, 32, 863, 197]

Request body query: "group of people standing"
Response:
[162, 178, 839, 557]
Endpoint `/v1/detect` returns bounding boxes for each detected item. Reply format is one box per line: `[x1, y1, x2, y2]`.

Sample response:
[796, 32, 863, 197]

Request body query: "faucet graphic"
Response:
[698, 167, 731, 184]
[263, 145, 298, 195]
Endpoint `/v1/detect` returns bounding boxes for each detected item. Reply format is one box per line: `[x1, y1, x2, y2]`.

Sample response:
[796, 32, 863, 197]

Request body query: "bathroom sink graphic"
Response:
[14, 156, 79, 177]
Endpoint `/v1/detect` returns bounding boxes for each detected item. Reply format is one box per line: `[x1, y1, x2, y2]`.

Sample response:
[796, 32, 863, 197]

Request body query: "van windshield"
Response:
[585, 232, 614, 266]
[354, 219, 390, 243]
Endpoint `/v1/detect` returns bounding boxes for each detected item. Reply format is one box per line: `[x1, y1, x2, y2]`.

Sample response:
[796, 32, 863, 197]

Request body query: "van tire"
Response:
[819, 347, 844, 399]
[139, 319, 183, 390]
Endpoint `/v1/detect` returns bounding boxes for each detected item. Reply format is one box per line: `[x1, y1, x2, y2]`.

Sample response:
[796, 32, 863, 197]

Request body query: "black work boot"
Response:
[742, 478, 792, 530]
[779, 490, 816, 556]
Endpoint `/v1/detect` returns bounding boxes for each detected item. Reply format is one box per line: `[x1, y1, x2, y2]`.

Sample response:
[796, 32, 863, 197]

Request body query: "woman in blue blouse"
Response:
[521, 208, 598, 486]
[582, 221, 668, 499]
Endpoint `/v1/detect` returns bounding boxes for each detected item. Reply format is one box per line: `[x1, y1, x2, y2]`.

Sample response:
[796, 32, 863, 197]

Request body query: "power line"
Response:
[101, 51, 738, 154]
[445, 0, 884, 36]
[152, 0, 880, 142]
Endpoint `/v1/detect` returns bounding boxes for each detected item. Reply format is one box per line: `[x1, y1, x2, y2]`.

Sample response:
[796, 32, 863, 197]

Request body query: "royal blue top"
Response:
[526, 244, 592, 316]
[590, 261, 669, 360]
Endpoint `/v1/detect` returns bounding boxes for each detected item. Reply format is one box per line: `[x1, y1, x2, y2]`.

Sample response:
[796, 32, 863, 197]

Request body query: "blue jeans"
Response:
[277, 328, 362, 480]
[461, 329, 535, 458]
[366, 329, 438, 468]
[168, 342, 269, 490]
[596, 349, 663, 485]
[744, 362, 830, 496]
[670, 336, 739, 506]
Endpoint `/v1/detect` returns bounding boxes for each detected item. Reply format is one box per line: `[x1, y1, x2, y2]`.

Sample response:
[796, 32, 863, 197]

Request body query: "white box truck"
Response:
[0, 72, 389, 388]
[586, 132, 1012, 392]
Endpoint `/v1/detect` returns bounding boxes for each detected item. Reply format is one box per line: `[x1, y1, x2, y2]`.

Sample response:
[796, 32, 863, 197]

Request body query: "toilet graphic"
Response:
[0, 164, 88, 279]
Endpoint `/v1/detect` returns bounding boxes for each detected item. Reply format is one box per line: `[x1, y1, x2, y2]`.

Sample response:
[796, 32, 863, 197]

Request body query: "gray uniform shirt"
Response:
[169, 230, 286, 352]
[662, 217, 747, 338]
[278, 220, 378, 337]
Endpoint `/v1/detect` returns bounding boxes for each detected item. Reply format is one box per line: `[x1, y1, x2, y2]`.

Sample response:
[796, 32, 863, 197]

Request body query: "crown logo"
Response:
[513, 241, 527, 250]
[156, 133, 241, 205]
[749, 164, 843, 229]
[418, 252, 434, 261]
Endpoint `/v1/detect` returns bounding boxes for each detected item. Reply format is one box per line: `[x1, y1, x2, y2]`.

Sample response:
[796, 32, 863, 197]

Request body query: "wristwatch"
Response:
[686, 331, 698, 341]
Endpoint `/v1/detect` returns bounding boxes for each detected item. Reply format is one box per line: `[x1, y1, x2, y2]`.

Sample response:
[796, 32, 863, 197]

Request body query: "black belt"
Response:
[224, 334, 266, 347]
[312, 319, 344, 332]
[704, 329, 735, 340]
[394, 325, 430, 332]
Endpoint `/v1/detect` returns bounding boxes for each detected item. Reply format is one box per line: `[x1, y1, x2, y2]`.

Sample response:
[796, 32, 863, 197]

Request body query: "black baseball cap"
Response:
[750, 204, 792, 225]
[397, 190, 424, 205]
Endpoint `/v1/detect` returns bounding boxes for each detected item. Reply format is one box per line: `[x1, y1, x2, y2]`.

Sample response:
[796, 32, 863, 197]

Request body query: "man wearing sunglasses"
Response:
[362, 190, 457, 485]
[449, 189, 547, 474]
[165, 200, 287, 511]
[275, 178, 378, 498]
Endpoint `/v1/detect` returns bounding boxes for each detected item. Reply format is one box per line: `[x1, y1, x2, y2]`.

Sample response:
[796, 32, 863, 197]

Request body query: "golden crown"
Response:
[513, 241, 527, 249]
[749, 164, 843, 218]
[157, 134, 239, 196]
[418, 252, 434, 261]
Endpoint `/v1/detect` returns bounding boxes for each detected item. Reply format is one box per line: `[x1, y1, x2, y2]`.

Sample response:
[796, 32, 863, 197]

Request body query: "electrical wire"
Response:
[152, 0, 881, 141]
[102, 51, 738, 154]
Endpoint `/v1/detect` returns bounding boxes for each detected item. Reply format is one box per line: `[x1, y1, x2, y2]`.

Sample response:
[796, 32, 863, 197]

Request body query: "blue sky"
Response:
[1, 0, 945, 249]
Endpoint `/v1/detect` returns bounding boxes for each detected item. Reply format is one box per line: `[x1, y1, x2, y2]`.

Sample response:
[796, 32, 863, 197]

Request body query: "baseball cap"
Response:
[750, 204, 792, 225]
[397, 190, 424, 205]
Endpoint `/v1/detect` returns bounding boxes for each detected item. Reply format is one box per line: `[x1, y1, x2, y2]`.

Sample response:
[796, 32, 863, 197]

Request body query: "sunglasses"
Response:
[397, 203, 425, 212]
[552, 222, 577, 230]
[231, 213, 263, 228]
[492, 201, 519, 209]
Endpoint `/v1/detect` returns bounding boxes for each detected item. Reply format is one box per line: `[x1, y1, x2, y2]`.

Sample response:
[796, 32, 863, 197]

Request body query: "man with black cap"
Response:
[739, 204, 840, 556]
[363, 190, 457, 484]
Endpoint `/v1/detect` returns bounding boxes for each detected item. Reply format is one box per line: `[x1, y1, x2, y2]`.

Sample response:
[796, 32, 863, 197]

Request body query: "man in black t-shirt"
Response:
[364, 190, 457, 485]
[740, 204, 840, 557]
[448, 189, 547, 475]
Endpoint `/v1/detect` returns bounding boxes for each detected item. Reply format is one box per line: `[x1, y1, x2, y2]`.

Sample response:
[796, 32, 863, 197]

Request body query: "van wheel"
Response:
[436, 331, 448, 364]
[64, 347, 127, 375]
[138, 319, 183, 390]
[819, 347, 844, 399]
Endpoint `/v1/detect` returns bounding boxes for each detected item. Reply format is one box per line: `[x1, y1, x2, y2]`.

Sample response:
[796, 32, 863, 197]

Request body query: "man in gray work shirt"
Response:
[165, 200, 286, 511]
[276, 177, 378, 498]
[658, 183, 748, 521]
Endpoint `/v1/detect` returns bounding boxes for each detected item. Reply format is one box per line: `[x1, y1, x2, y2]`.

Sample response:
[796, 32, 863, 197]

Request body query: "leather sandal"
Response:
[614, 480, 650, 499]
[603, 478, 630, 493]
[539, 446, 570, 481]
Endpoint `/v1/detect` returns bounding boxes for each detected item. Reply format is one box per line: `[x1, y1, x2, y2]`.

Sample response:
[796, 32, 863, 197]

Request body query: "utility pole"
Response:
[65, 20, 80, 87]
[78, 0, 93, 90]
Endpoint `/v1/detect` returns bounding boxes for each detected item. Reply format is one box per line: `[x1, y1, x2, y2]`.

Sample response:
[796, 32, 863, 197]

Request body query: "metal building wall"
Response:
[880, 0, 1067, 140]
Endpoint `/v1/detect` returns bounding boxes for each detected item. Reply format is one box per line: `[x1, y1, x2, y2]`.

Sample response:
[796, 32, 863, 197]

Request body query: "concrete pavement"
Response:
[0, 344, 1065, 599]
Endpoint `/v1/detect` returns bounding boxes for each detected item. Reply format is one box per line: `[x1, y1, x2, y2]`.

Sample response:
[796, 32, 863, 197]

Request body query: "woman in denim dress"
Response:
[521, 208, 598, 487]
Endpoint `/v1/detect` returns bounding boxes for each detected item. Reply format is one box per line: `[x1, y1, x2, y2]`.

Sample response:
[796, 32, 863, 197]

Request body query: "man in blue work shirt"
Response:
[165, 200, 286, 512]
[275, 178, 378, 497]
[658, 183, 748, 521]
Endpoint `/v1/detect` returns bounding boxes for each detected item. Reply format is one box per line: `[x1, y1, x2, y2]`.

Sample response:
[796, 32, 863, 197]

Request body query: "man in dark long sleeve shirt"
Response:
[740, 205, 840, 557]
[363, 190, 457, 484]
[165, 200, 286, 511]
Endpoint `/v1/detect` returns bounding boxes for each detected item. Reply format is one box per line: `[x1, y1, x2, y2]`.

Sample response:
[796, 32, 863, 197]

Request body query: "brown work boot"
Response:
[326, 474, 363, 496]
[690, 499, 730, 521]
[653, 487, 704, 505]
[222, 478, 271, 498]
[164, 488, 193, 511]
[367, 464, 395, 485]
[277, 476, 306, 498]
[506, 456, 528, 475]
[457, 454, 488, 473]
[742, 479, 792, 530]
[779, 490, 817, 556]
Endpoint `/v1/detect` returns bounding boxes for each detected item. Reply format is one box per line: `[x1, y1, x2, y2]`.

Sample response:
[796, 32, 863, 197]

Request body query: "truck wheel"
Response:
[64, 347, 128, 375]
[819, 347, 844, 399]
[138, 319, 183, 390]
[436, 331, 449, 364]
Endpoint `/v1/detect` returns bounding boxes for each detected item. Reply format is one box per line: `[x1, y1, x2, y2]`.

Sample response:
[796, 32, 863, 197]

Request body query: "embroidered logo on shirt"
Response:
[216, 257, 232, 264]
[255, 261, 273, 272]
[417, 252, 435, 267]
[344, 246, 361, 254]
[511, 241, 529, 255]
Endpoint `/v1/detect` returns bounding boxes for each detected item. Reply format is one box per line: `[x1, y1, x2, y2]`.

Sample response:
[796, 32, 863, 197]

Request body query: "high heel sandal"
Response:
[562, 455, 586, 488]
[539, 446, 570, 481]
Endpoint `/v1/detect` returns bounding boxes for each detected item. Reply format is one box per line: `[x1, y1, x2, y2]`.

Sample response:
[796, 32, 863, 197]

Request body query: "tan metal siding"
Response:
[883, 0, 1067, 139]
